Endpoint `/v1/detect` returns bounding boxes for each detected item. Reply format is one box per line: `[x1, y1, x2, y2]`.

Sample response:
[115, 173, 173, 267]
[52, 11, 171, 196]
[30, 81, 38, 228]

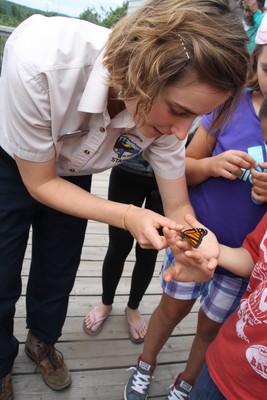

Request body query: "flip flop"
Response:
[83, 305, 112, 336]
[125, 307, 146, 344]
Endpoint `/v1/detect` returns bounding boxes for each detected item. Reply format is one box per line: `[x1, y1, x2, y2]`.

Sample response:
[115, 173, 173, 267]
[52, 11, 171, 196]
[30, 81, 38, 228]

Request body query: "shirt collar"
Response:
[78, 49, 109, 113]
[78, 49, 135, 129]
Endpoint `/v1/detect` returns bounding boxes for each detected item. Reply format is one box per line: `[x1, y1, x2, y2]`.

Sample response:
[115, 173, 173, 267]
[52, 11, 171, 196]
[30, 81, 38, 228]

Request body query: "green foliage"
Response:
[101, 1, 129, 28]
[0, 0, 62, 27]
[0, 0, 128, 72]
[79, 2, 128, 28]
[79, 7, 102, 25]
[0, 0, 129, 28]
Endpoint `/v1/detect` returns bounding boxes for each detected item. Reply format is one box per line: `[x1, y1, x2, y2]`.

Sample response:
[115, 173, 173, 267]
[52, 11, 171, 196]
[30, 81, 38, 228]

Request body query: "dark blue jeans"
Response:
[190, 363, 226, 400]
[0, 147, 91, 377]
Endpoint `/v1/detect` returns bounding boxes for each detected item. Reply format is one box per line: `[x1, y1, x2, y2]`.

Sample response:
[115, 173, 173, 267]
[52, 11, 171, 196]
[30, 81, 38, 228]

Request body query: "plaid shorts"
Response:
[160, 248, 248, 323]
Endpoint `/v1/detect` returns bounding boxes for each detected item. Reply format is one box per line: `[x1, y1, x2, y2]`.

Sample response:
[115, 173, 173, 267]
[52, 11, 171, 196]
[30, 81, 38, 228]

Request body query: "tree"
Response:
[79, 7, 102, 25]
[79, 1, 129, 28]
[101, 1, 128, 28]
[0, 0, 62, 27]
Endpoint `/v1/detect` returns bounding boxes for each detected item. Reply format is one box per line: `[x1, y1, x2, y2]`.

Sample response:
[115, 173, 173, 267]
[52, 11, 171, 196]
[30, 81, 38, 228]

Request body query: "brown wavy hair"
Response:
[246, 44, 262, 92]
[104, 0, 249, 132]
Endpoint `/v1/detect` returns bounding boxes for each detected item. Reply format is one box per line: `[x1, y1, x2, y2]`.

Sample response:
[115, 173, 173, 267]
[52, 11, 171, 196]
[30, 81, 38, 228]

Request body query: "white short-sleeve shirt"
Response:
[0, 15, 185, 179]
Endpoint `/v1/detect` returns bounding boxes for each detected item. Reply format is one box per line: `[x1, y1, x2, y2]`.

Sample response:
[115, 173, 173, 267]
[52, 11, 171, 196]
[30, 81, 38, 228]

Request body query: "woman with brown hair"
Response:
[0, 0, 249, 398]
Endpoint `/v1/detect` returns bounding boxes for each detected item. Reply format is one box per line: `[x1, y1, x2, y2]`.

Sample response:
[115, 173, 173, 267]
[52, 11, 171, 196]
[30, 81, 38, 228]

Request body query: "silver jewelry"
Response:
[177, 34, 190, 60]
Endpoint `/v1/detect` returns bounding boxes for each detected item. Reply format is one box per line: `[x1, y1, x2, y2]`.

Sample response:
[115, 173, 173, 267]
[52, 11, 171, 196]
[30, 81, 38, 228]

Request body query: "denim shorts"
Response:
[189, 363, 226, 400]
[160, 248, 248, 323]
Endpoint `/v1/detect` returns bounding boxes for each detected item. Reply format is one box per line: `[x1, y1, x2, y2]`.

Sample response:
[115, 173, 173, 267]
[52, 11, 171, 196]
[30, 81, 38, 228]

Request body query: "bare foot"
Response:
[126, 307, 147, 342]
[83, 303, 112, 334]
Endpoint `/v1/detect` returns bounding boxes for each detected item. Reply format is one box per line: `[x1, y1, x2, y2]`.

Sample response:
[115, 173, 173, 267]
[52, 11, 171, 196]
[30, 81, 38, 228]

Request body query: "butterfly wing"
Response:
[180, 228, 208, 248]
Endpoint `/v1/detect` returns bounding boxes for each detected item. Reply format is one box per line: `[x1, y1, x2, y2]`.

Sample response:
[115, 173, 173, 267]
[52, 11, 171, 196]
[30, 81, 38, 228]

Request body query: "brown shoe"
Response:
[0, 373, 13, 400]
[25, 331, 71, 391]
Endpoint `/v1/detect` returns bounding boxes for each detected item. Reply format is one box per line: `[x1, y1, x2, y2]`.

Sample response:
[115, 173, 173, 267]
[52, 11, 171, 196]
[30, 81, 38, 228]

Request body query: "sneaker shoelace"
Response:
[35, 342, 64, 372]
[167, 383, 190, 400]
[127, 366, 153, 395]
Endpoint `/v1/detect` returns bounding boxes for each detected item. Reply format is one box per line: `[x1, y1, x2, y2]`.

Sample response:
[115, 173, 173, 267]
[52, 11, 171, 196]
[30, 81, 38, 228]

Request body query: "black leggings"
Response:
[102, 166, 164, 309]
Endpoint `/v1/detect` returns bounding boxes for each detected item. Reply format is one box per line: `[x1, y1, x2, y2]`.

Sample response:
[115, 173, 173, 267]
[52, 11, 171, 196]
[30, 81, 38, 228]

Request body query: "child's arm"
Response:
[163, 214, 255, 283]
[217, 244, 254, 277]
[186, 124, 256, 186]
[185, 124, 216, 186]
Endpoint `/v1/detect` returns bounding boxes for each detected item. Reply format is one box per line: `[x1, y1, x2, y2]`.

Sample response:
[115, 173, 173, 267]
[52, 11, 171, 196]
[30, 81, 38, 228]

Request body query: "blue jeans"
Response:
[190, 363, 226, 400]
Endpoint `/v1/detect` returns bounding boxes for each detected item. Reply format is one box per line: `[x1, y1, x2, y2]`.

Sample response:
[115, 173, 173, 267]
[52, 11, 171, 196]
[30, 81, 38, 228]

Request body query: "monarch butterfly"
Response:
[180, 228, 208, 248]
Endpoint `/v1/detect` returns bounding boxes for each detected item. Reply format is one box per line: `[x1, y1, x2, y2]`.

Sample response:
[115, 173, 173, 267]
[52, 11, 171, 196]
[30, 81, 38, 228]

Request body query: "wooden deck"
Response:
[13, 170, 198, 399]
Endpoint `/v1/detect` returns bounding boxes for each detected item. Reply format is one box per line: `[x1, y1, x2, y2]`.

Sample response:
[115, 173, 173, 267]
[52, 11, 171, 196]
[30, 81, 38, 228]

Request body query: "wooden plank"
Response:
[14, 336, 194, 373]
[14, 294, 200, 317]
[10, 169, 199, 400]
[11, 363, 187, 400]
[22, 259, 164, 277]
[14, 312, 198, 341]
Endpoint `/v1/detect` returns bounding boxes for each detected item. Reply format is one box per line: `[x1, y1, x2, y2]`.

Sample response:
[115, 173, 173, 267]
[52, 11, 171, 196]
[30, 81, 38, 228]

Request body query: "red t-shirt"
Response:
[206, 213, 267, 400]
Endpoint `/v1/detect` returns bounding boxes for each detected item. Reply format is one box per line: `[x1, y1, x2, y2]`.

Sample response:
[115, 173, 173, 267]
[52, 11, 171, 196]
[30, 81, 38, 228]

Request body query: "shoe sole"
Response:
[25, 345, 72, 391]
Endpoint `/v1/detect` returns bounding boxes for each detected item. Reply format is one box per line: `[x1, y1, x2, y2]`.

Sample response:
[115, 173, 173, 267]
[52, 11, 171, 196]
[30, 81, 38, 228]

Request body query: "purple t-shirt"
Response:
[189, 89, 267, 276]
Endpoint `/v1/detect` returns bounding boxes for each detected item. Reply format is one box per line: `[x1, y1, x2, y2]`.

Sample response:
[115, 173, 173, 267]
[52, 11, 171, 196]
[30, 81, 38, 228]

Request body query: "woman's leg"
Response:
[128, 189, 163, 310]
[84, 167, 146, 333]
[85, 167, 159, 337]
[0, 147, 36, 377]
[125, 188, 163, 341]
[26, 175, 92, 343]
[102, 167, 144, 305]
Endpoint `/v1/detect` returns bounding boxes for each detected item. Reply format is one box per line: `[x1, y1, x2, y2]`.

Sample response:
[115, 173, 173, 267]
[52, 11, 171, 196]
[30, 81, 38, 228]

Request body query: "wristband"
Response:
[121, 204, 133, 231]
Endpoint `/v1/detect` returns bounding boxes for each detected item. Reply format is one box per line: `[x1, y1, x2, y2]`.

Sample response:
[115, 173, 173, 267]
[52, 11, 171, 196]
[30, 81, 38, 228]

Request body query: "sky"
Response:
[11, 0, 125, 17]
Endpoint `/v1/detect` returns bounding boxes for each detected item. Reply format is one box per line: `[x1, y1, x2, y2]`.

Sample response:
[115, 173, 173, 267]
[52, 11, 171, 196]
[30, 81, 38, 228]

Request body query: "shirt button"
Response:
[69, 168, 75, 172]
[99, 127, 105, 132]
[84, 149, 90, 155]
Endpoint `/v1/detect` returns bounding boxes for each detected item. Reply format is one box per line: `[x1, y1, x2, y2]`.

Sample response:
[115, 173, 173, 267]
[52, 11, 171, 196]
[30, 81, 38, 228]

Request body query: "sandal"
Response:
[83, 305, 112, 336]
[125, 307, 147, 344]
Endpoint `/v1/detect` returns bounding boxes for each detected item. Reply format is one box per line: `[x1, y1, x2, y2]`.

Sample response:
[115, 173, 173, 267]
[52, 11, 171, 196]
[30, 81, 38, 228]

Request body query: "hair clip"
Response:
[177, 34, 190, 60]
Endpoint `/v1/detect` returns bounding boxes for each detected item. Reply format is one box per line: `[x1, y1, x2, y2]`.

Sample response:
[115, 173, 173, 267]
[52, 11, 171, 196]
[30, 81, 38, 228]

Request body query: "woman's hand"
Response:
[124, 205, 183, 250]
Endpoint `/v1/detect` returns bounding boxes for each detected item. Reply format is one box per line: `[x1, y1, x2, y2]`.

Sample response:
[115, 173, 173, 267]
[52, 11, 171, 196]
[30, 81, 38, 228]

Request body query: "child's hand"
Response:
[251, 162, 267, 204]
[162, 213, 219, 283]
[210, 150, 255, 180]
[162, 225, 217, 283]
[182, 214, 220, 260]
